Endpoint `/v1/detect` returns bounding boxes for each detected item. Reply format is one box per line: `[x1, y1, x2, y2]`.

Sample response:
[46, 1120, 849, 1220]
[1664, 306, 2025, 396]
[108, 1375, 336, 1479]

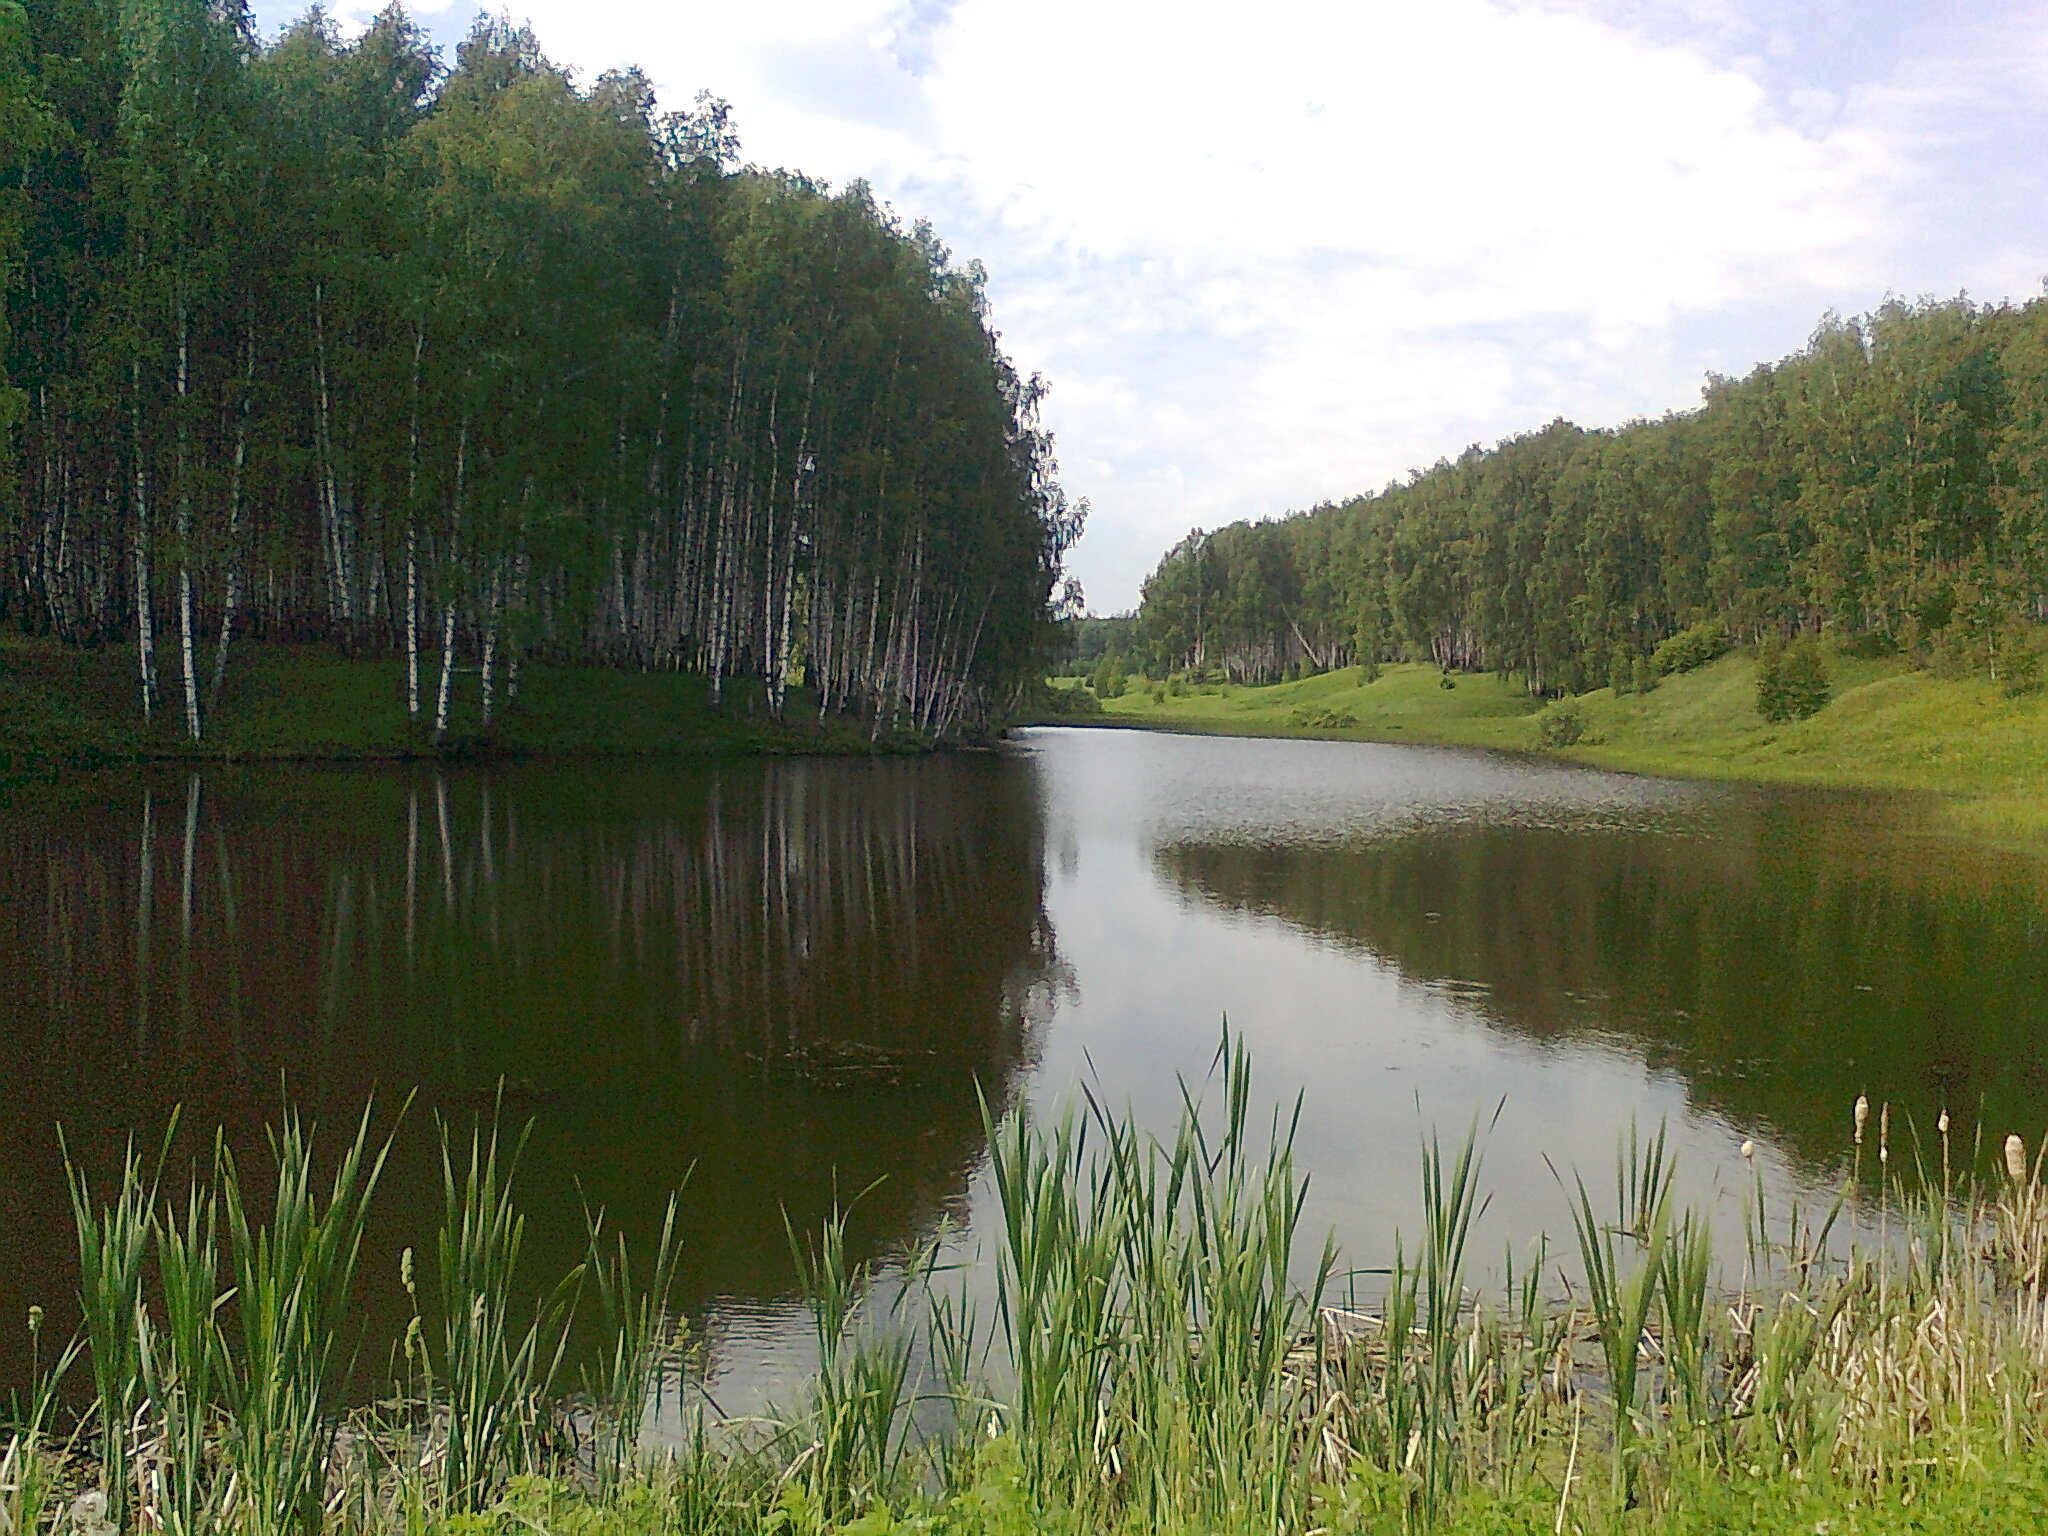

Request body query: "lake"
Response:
[5, 725, 2047, 1402]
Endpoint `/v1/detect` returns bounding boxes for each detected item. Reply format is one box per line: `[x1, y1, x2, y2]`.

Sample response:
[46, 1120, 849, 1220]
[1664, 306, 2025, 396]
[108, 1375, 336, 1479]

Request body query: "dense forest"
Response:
[1138, 297, 2048, 693]
[0, 0, 1081, 741]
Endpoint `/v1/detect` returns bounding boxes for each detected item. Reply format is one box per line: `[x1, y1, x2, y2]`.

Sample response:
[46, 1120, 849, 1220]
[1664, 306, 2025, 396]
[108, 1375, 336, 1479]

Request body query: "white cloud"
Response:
[297, 0, 2048, 608]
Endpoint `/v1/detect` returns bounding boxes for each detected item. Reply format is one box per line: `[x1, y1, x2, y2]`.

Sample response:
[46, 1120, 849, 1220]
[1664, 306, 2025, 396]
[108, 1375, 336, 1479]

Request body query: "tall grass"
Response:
[428, 1117, 583, 1510]
[17, 1049, 2048, 1533]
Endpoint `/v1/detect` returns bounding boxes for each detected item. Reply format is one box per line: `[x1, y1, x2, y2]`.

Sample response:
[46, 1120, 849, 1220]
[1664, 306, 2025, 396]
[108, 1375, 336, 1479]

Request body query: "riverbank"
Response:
[1073, 648, 2048, 845]
[0, 636, 929, 776]
[17, 1046, 2048, 1535]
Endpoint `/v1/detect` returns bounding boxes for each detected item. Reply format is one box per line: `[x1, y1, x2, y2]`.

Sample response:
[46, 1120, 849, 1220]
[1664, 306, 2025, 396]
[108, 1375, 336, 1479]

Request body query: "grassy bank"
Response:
[12, 1042, 2048, 1533]
[0, 636, 927, 776]
[1074, 649, 2048, 843]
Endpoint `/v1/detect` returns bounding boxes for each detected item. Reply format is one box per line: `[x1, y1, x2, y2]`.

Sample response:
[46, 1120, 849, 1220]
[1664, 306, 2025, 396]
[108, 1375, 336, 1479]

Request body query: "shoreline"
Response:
[1029, 652, 2048, 850]
[0, 636, 972, 782]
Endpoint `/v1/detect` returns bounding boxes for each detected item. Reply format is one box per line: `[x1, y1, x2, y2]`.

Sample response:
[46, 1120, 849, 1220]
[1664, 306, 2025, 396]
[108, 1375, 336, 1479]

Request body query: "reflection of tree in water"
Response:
[0, 756, 1055, 1392]
[1153, 794, 2048, 1175]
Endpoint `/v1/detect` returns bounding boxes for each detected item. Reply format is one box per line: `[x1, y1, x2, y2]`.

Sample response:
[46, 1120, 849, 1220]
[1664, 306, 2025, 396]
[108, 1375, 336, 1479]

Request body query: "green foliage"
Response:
[1632, 654, 1657, 694]
[31, 1048, 2048, 1535]
[1653, 618, 1727, 676]
[1608, 647, 1634, 694]
[1, 6, 1077, 739]
[2003, 641, 2043, 698]
[1537, 700, 1585, 746]
[1756, 634, 1832, 723]
[1088, 655, 1125, 699]
[1134, 295, 2048, 709]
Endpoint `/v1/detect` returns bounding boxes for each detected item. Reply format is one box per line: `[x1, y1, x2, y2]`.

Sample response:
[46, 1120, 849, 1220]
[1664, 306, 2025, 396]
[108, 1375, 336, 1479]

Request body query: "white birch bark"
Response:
[434, 604, 457, 742]
[174, 307, 201, 740]
[479, 569, 499, 729]
[132, 363, 158, 721]
[405, 527, 420, 716]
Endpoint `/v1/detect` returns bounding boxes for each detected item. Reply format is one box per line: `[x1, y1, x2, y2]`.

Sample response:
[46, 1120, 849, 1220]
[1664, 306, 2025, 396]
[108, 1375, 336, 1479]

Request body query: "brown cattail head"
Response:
[2006, 1133, 2028, 1184]
[1855, 1094, 1870, 1144]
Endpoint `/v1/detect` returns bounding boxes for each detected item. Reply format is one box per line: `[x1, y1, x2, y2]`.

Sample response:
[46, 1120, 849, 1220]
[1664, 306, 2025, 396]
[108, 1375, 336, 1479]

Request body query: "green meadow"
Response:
[1079, 647, 2048, 846]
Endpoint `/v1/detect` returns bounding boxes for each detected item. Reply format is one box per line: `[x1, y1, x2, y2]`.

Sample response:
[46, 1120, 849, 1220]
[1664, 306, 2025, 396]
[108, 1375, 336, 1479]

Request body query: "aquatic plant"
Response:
[22, 1056, 2048, 1533]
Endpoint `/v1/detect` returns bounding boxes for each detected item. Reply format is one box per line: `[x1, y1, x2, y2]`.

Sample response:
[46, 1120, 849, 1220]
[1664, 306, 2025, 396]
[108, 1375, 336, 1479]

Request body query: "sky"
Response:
[255, 0, 2048, 612]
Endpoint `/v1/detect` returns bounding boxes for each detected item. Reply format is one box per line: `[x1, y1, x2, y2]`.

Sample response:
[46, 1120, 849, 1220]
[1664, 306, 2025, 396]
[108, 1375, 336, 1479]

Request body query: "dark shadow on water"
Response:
[0, 756, 1057, 1395]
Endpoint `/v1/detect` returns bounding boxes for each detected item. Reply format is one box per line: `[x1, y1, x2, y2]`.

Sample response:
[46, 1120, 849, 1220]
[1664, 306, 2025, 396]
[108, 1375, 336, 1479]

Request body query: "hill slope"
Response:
[1087, 650, 2048, 843]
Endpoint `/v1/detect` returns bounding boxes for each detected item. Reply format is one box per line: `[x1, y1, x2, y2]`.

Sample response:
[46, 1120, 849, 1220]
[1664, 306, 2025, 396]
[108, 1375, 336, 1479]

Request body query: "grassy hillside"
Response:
[1086, 648, 2048, 844]
[0, 635, 916, 776]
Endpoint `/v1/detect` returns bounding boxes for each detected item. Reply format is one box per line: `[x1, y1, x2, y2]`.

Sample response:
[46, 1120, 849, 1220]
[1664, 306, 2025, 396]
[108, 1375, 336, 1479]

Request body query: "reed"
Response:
[219, 1106, 394, 1535]
[19, 1054, 2048, 1535]
[60, 1126, 167, 1530]
[429, 1115, 582, 1511]
[580, 1192, 683, 1490]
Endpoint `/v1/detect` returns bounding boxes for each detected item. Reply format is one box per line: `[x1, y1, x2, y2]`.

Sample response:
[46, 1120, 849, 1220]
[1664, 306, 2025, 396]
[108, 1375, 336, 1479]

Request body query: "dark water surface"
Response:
[4, 726, 2047, 1398]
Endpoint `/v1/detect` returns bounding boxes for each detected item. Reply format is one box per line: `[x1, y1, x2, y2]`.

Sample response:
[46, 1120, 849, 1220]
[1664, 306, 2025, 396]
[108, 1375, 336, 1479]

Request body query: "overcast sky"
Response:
[260, 0, 2048, 611]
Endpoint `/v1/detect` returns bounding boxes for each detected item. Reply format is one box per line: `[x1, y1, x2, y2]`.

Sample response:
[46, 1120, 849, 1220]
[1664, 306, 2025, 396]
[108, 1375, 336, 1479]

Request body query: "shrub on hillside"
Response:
[1288, 704, 1358, 729]
[1652, 619, 1728, 676]
[1538, 702, 1585, 747]
[1608, 649, 1633, 695]
[1631, 656, 1658, 695]
[1756, 635, 1831, 723]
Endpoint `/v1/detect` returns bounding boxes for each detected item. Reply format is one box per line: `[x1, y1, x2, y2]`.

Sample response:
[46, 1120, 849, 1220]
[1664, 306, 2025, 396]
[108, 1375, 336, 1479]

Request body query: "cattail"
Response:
[1879, 1102, 1890, 1164]
[2006, 1133, 2028, 1184]
[1938, 1109, 1950, 1136]
[1740, 1139, 1756, 1162]
[1854, 1094, 1870, 1145]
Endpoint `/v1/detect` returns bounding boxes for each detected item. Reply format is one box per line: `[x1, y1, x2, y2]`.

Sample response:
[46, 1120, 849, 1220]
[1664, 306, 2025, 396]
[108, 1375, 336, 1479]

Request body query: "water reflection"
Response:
[1152, 778, 2048, 1174]
[12, 728, 2048, 1403]
[0, 758, 1057, 1392]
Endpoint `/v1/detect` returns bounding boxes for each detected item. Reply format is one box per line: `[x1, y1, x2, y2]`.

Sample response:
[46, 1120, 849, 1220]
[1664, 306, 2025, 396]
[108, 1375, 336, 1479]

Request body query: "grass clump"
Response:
[17, 1044, 2048, 1532]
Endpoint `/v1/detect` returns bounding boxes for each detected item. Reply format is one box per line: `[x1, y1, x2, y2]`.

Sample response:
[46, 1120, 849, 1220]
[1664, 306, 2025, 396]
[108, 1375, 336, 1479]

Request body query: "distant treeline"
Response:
[0, 1, 1080, 740]
[1138, 297, 2048, 691]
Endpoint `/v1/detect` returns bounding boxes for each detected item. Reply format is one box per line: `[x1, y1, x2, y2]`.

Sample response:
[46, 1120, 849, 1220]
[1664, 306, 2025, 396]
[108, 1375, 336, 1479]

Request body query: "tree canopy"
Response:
[1138, 298, 2048, 693]
[0, 0, 1081, 739]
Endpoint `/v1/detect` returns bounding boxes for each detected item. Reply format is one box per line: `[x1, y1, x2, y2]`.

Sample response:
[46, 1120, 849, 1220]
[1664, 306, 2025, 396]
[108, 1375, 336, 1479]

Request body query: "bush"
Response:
[2001, 643, 2043, 698]
[1841, 628, 1900, 660]
[1537, 702, 1585, 747]
[1287, 704, 1357, 730]
[1652, 619, 1728, 676]
[1631, 656, 1657, 695]
[1755, 635, 1831, 723]
[1608, 650, 1633, 695]
[1089, 657, 1126, 699]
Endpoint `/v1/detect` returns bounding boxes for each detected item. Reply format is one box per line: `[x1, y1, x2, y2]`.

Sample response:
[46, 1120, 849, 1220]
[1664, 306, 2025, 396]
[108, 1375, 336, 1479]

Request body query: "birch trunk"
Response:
[131, 361, 158, 721]
[405, 527, 420, 716]
[405, 327, 424, 714]
[479, 568, 499, 729]
[175, 305, 201, 741]
[434, 604, 457, 742]
[209, 321, 251, 711]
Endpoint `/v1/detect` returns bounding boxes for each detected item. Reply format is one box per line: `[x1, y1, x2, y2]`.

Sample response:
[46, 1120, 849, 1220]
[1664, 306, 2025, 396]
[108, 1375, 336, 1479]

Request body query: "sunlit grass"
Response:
[1090, 650, 2048, 848]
